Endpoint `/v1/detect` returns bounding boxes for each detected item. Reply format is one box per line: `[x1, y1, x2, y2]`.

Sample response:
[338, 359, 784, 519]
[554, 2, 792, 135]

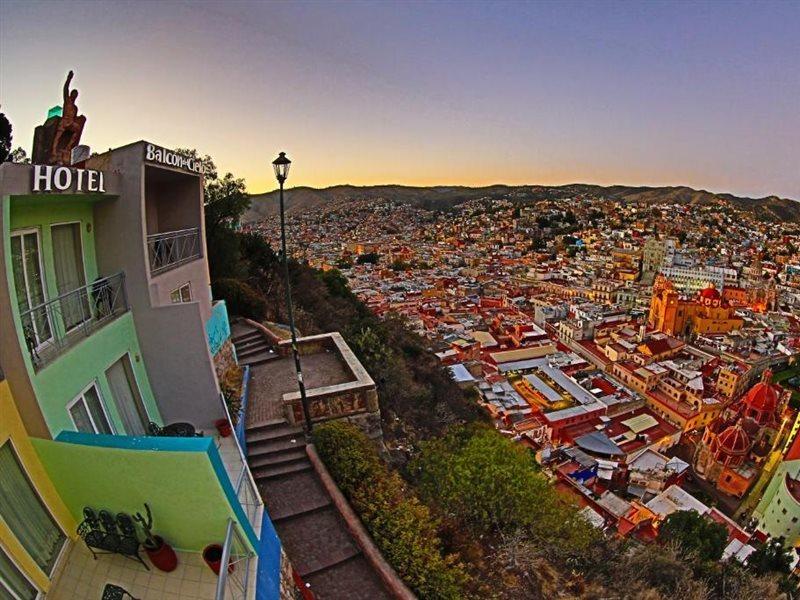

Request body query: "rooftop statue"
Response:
[32, 70, 87, 165]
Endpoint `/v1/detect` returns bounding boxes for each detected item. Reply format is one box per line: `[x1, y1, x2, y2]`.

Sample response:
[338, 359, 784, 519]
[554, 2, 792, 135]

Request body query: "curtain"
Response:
[106, 357, 148, 435]
[0, 444, 65, 576]
[83, 386, 112, 434]
[51, 223, 88, 331]
[0, 546, 37, 600]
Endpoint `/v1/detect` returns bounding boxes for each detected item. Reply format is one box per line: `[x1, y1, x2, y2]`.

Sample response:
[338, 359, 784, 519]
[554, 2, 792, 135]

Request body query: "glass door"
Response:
[105, 355, 150, 435]
[10, 230, 51, 350]
[0, 443, 66, 577]
[51, 222, 90, 331]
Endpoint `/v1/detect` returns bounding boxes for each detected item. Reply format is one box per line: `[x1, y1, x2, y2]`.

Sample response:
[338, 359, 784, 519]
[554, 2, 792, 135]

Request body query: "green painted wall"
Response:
[31, 438, 238, 552]
[5, 196, 161, 436]
[33, 314, 161, 435]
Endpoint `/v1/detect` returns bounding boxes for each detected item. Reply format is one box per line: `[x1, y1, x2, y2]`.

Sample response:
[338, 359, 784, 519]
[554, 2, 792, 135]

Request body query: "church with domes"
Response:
[648, 276, 744, 338]
[693, 370, 790, 498]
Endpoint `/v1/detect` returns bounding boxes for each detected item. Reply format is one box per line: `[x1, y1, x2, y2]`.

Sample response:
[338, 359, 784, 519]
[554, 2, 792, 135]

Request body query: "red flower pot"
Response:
[203, 544, 234, 575]
[145, 536, 178, 572]
[215, 419, 232, 437]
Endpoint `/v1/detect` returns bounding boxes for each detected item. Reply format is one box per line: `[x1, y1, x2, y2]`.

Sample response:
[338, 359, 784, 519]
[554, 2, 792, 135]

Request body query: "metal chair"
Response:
[102, 583, 139, 600]
[147, 421, 203, 437]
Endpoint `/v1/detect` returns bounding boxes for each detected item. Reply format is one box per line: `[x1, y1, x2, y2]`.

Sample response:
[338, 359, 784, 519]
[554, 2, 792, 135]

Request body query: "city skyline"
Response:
[1, 0, 798, 199]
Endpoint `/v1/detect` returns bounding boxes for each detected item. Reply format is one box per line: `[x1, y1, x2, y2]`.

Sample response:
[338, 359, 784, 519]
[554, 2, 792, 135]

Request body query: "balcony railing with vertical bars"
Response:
[147, 227, 202, 275]
[19, 272, 129, 369]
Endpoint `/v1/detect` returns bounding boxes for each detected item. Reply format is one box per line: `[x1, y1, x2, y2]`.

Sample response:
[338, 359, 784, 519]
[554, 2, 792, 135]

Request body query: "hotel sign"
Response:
[32, 164, 106, 193]
[145, 143, 205, 174]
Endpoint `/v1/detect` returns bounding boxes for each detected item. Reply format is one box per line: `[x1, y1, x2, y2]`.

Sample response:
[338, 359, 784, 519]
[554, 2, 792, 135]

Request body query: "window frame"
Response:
[0, 541, 41, 600]
[170, 282, 192, 304]
[66, 381, 115, 435]
[10, 228, 52, 350]
[49, 220, 90, 334]
[0, 439, 68, 581]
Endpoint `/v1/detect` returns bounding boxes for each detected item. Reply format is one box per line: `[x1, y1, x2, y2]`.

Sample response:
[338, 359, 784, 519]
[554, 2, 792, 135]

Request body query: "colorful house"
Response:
[0, 146, 287, 599]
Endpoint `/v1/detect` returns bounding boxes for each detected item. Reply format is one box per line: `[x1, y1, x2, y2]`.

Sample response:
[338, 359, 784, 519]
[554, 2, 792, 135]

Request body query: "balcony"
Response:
[20, 273, 128, 369]
[147, 228, 202, 276]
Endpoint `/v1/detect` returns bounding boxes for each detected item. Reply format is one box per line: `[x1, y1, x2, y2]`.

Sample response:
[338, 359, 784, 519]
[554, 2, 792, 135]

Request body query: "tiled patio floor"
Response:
[46, 541, 221, 600]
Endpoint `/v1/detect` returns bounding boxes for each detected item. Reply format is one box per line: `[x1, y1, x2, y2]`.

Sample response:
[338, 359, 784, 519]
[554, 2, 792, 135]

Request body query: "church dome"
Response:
[717, 424, 750, 456]
[699, 284, 721, 301]
[743, 370, 779, 414]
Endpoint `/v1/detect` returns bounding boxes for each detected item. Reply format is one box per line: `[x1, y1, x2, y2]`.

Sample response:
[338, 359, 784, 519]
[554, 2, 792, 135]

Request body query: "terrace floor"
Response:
[247, 352, 354, 425]
[47, 540, 220, 600]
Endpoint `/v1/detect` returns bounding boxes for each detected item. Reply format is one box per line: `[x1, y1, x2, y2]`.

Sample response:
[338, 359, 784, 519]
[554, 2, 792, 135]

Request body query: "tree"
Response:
[746, 537, 793, 576]
[410, 424, 593, 550]
[356, 252, 380, 265]
[659, 510, 728, 561]
[9, 146, 29, 163]
[0, 109, 12, 163]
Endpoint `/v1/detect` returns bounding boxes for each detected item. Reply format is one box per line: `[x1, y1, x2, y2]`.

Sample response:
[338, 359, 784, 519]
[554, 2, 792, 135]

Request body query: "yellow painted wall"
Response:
[0, 380, 76, 592]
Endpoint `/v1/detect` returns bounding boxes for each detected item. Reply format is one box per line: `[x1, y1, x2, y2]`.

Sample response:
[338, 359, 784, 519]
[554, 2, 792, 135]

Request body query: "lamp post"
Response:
[272, 152, 312, 434]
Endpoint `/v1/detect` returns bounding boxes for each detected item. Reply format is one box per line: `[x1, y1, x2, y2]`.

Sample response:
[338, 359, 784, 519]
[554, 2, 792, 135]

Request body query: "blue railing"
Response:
[234, 366, 251, 453]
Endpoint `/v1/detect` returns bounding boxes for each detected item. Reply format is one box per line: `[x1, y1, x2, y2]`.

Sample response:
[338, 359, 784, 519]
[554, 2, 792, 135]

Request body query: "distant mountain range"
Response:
[244, 183, 800, 223]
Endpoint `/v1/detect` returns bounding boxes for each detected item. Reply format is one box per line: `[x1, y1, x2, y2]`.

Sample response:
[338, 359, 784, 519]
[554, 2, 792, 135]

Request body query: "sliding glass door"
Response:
[10, 230, 51, 349]
[106, 355, 150, 435]
[0, 443, 66, 577]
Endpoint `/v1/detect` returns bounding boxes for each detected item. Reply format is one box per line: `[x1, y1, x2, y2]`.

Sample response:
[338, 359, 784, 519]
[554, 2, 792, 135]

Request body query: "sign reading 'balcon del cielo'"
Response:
[144, 143, 205, 175]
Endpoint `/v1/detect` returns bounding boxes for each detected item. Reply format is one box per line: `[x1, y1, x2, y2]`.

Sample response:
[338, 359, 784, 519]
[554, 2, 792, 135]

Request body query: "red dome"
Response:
[717, 424, 750, 455]
[743, 381, 779, 413]
[699, 284, 721, 300]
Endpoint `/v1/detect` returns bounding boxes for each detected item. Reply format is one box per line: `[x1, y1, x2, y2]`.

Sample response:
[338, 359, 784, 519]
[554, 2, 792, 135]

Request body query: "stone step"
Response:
[249, 448, 308, 470]
[252, 460, 313, 480]
[237, 341, 272, 358]
[235, 337, 270, 352]
[246, 423, 304, 444]
[232, 330, 261, 344]
[239, 351, 280, 366]
[248, 435, 307, 457]
[270, 497, 333, 523]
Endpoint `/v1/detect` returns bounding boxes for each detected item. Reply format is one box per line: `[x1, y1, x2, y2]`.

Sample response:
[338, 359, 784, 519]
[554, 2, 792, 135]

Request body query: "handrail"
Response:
[147, 227, 201, 275]
[215, 518, 255, 600]
[19, 272, 128, 368]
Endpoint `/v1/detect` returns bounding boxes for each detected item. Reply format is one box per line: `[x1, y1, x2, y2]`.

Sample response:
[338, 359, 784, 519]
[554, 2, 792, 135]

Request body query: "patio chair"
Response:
[147, 421, 203, 437]
[102, 583, 140, 600]
[77, 507, 149, 570]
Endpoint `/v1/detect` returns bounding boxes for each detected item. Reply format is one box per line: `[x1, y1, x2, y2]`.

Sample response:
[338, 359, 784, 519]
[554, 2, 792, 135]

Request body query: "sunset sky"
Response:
[1, 1, 798, 199]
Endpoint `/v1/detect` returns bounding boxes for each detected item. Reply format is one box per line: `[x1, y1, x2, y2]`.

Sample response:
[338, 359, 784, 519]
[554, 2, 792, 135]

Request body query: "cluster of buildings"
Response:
[247, 186, 800, 567]
[0, 138, 294, 599]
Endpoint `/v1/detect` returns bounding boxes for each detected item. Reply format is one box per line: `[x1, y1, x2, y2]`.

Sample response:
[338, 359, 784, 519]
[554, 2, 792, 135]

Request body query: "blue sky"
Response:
[1, 1, 798, 198]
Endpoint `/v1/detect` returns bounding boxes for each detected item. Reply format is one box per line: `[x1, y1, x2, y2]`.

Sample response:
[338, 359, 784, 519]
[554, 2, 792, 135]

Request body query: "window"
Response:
[170, 283, 192, 304]
[68, 384, 113, 434]
[105, 355, 149, 435]
[0, 443, 66, 575]
[0, 545, 38, 600]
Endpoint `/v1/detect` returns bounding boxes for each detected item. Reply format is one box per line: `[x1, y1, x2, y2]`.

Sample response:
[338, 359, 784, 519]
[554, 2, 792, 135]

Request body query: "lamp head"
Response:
[272, 152, 291, 184]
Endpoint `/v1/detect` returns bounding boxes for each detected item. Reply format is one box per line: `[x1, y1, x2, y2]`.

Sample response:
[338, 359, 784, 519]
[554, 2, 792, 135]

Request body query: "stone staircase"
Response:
[246, 421, 390, 598]
[232, 326, 278, 367]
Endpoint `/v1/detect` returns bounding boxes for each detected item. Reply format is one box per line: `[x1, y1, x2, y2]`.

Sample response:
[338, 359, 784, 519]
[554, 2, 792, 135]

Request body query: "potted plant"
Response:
[202, 543, 234, 575]
[215, 418, 232, 437]
[134, 503, 178, 572]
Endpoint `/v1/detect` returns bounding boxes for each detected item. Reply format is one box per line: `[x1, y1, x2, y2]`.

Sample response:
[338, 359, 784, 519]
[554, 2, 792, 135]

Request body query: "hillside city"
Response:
[244, 188, 800, 566]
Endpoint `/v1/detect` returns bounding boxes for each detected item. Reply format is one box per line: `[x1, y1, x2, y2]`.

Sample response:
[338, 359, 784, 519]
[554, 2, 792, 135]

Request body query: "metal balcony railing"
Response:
[215, 518, 255, 600]
[19, 273, 128, 369]
[147, 227, 201, 275]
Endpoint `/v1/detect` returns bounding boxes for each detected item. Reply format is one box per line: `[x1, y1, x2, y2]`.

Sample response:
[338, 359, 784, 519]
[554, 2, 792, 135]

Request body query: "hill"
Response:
[243, 183, 800, 223]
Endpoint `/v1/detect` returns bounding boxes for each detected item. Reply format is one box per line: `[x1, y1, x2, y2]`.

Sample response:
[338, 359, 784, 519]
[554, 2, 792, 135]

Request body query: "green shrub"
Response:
[314, 421, 470, 599]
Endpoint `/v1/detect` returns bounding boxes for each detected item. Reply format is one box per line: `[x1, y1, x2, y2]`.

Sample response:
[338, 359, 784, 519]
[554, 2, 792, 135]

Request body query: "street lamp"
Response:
[272, 151, 312, 434]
